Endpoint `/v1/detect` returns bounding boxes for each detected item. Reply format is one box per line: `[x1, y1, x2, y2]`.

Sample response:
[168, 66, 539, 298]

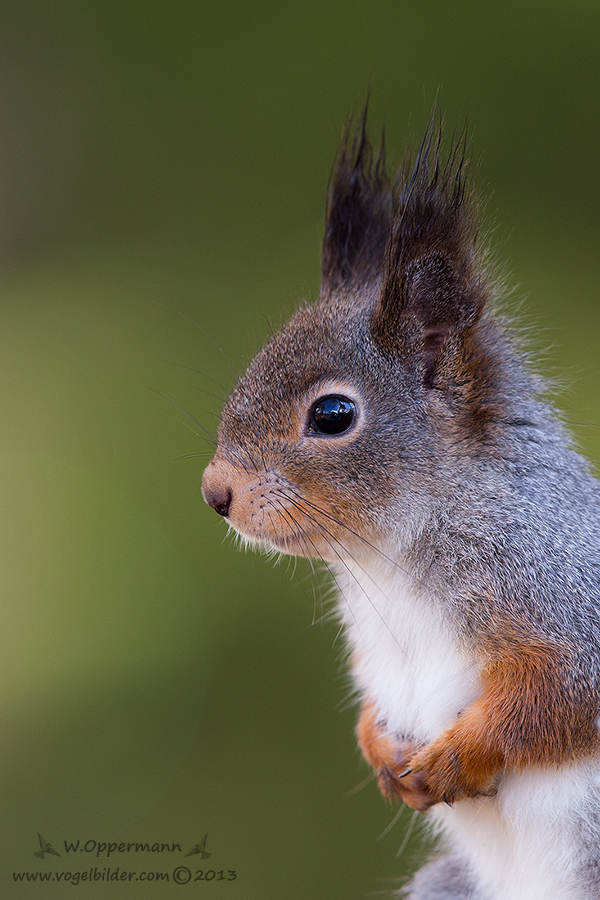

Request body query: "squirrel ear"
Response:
[371, 131, 487, 384]
[320, 102, 393, 297]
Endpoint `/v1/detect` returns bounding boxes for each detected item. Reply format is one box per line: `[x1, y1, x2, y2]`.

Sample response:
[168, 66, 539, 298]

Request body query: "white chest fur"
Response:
[336, 556, 480, 744]
[335, 556, 596, 900]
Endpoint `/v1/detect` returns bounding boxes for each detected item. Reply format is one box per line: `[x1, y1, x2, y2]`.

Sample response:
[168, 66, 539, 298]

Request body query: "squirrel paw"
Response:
[356, 702, 437, 811]
[357, 701, 501, 811]
[407, 738, 500, 808]
[378, 763, 437, 812]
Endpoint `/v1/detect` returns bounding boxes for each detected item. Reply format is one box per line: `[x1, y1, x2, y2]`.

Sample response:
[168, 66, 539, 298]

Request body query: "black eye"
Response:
[309, 396, 356, 436]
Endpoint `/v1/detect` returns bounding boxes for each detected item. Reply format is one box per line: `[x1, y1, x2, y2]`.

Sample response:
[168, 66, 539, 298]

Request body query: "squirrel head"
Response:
[202, 109, 510, 562]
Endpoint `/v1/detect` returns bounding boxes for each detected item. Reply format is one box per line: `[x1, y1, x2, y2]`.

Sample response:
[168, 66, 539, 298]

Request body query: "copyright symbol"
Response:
[173, 866, 191, 884]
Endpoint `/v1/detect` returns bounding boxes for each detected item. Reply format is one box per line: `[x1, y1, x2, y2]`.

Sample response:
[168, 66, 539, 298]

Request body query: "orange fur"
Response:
[356, 702, 433, 810]
[359, 636, 600, 810]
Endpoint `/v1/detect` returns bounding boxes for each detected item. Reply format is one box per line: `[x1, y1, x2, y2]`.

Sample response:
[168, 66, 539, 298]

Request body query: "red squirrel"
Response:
[201, 107, 600, 899]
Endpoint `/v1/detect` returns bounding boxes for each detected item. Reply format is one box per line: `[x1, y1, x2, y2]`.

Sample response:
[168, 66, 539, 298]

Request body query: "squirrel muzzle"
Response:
[202, 457, 233, 517]
[202, 454, 298, 549]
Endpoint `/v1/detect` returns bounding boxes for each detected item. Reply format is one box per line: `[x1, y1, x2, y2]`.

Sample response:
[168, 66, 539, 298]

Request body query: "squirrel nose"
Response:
[205, 486, 233, 518]
[202, 459, 234, 517]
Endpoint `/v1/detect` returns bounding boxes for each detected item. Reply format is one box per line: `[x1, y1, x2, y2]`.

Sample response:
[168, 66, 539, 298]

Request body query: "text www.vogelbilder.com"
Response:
[14, 867, 238, 885]
[14, 869, 170, 885]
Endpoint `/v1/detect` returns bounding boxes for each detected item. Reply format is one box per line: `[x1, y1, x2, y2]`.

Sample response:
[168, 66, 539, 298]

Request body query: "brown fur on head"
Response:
[202, 106, 509, 559]
[322, 106, 493, 395]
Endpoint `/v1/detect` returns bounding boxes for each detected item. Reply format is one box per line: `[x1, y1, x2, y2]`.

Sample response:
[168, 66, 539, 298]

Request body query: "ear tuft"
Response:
[320, 101, 393, 294]
[320, 107, 491, 386]
[370, 119, 488, 371]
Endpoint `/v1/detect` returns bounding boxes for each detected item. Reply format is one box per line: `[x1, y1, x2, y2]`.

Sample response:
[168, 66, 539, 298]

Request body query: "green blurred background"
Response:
[0, 2, 599, 898]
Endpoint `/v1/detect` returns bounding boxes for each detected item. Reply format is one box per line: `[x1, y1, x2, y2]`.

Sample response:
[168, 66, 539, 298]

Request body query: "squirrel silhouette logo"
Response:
[202, 105, 600, 900]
